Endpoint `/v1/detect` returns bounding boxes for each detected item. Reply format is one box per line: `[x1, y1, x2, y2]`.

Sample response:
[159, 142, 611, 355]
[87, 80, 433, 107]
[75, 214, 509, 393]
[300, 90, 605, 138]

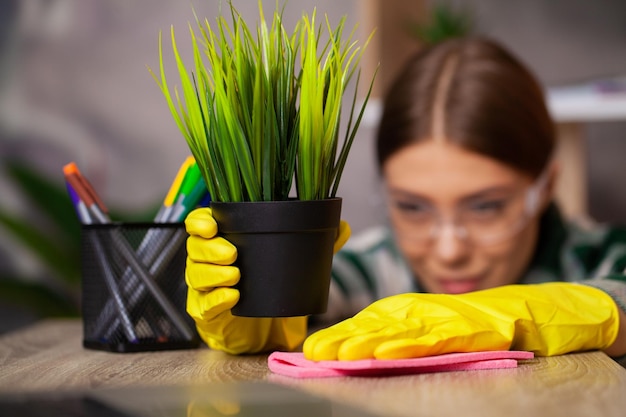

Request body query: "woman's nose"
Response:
[432, 222, 469, 262]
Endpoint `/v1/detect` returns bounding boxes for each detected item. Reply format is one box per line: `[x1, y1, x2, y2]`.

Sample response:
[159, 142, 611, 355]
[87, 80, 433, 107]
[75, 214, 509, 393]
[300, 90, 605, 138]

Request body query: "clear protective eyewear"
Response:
[387, 168, 550, 247]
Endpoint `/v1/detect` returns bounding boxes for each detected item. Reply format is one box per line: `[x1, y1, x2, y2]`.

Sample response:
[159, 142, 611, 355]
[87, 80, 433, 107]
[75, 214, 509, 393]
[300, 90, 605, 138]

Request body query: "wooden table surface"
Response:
[1, 319, 626, 417]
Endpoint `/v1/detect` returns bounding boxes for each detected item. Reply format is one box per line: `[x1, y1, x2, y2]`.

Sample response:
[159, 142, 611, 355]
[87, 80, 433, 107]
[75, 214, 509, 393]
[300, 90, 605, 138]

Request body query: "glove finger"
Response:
[305, 325, 403, 361]
[186, 286, 239, 322]
[303, 327, 352, 361]
[335, 317, 427, 360]
[186, 259, 240, 289]
[185, 208, 218, 238]
[303, 316, 392, 361]
[333, 220, 351, 254]
[187, 235, 237, 265]
[373, 327, 512, 359]
[374, 334, 454, 359]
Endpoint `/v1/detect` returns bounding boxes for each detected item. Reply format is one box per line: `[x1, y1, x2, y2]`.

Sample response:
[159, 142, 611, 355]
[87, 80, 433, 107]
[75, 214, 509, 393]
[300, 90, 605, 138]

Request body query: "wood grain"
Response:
[273, 353, 626, 417]
[0, 320, 268, 392]
[1, 319, 626, 417]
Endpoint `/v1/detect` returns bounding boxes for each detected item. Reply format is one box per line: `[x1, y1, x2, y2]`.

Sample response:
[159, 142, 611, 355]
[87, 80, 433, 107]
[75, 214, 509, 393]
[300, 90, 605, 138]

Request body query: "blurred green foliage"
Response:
[0, 160, 82, 317]
[408, 1, 475, 45]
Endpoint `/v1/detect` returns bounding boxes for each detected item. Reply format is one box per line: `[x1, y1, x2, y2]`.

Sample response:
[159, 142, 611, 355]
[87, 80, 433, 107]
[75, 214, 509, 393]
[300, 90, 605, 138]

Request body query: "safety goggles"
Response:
[387, 168, 550, 247]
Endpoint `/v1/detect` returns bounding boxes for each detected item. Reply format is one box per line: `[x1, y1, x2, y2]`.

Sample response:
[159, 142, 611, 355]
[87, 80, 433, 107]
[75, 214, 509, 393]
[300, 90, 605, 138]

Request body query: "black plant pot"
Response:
[210, 198, 342, 317]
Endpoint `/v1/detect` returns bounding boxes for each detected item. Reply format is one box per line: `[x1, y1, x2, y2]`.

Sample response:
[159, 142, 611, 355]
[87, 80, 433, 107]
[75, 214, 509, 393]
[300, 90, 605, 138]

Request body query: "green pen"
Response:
[155, 156, 195, 223]
[182, 178, 208, 216]
[171, 177, 208, 222]
[168, 163, 201, 221]
[176, 162, 202, 203]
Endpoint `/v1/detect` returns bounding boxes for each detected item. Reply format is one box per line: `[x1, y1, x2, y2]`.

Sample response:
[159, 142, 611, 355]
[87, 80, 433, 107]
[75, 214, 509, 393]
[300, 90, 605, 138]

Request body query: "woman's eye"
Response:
[394, 200, 430, 216]
[467, 200, 506, 217]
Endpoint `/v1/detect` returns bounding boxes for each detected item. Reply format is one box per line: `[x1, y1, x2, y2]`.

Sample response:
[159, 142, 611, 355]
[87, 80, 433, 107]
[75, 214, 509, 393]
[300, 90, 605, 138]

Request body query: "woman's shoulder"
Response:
[557, 212, 626, 280]
[538, 204, 626, 250]
[526, 204, 626, 282]
[563, 215, 626, 250]
[334, 225, 417, 297]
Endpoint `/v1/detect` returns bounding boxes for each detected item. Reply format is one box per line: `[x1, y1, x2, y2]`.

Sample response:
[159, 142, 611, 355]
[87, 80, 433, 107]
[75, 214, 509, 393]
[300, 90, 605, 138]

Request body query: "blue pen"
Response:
[66, 181, 92, 224]
[66, 182, 82, 219]
[65, 179, 138, 343]
[66, 182, 80, 207]
[198, 191, 212, 207]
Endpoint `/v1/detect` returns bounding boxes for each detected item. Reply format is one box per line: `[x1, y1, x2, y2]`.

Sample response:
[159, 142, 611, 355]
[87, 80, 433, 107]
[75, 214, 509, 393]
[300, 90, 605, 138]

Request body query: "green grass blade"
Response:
[152, 2, 375, 202]
[331, 66, 378, 197]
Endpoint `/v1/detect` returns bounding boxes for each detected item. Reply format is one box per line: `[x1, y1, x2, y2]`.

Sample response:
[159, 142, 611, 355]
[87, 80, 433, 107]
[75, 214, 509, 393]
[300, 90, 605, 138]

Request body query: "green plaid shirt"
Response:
[327, 204, 626, 366]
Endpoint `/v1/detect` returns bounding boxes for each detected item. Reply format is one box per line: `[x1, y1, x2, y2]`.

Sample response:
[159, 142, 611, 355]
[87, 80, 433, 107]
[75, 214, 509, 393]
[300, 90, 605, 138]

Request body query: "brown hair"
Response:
[376, 37, 555, 178]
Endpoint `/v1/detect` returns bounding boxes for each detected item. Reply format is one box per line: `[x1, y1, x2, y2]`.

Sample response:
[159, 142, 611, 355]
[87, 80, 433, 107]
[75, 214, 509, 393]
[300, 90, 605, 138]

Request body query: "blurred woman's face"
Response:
[383, 141, 549, 294]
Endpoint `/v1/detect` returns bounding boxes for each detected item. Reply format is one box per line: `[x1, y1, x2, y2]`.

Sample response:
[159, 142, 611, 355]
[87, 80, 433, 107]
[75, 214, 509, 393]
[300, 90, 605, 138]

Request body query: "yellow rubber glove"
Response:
[185, 207, 350, 355]
[303, 282, 620, 361]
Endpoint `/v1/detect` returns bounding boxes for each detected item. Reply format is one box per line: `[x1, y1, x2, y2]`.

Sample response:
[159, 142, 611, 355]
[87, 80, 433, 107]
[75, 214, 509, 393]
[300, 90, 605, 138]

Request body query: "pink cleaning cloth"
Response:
[268, 350, 534, 378]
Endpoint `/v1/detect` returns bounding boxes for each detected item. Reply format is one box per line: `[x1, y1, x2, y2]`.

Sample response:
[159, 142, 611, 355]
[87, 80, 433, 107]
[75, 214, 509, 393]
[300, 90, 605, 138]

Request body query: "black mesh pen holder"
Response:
[81, 222, 199, 352]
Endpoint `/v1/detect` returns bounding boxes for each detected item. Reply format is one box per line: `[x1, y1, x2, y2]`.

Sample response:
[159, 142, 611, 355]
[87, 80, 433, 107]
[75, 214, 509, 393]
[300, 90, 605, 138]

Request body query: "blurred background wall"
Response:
[1, 0, 626, 332]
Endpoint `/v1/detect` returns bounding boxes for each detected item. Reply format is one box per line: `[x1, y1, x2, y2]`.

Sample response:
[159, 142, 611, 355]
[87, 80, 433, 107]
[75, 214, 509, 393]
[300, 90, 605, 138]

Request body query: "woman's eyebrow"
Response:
[458, 185, 519, 205]
[386, 188, 433, 204]
[387, 185, 519, 205]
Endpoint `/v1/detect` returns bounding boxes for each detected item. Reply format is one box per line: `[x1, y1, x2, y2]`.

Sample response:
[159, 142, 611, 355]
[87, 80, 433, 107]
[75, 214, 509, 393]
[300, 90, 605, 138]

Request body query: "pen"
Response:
[90, 223, 195, 342]
[155, 156, 196, 223]
[137, 158, 204, 252]
[136, 156, 197, 271]
[63, 162, 109, 213]
[65, 163, 144, 342]
[164, 160, 200, 220]
[66, 182, 80, 209]
[124, 158, 200, 294]
[100, 227, 190, 341]
[65, 160, 197, 344]
[170, 176, 208, 222]
[110, 232, 195, 340]
[66, 177, 138, 342]
[89, 233, 139, 343]
[66, 182, 92, 224]
[164, 156, 195, 207]
[198, 191, 212, 208]
[176, 160, 201, 200]
[63, 163, 110, 224]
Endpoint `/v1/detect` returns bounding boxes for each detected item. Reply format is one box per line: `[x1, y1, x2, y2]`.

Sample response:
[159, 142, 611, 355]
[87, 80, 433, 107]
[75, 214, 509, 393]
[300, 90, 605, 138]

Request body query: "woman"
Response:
[184, 37, 626, 364]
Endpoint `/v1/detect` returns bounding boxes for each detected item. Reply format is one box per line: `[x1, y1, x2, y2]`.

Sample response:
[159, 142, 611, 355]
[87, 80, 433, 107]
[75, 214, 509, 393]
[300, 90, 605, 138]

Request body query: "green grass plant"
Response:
[150, 1, 376, 202]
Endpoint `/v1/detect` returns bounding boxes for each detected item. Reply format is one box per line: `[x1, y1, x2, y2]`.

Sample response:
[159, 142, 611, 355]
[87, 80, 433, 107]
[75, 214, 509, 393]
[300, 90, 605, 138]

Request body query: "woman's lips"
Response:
[438, 277, 482, 294]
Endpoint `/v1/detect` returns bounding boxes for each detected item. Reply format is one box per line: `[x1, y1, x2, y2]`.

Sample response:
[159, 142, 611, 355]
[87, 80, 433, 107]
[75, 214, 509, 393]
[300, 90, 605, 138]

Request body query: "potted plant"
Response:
[150, 1, 376, 317]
